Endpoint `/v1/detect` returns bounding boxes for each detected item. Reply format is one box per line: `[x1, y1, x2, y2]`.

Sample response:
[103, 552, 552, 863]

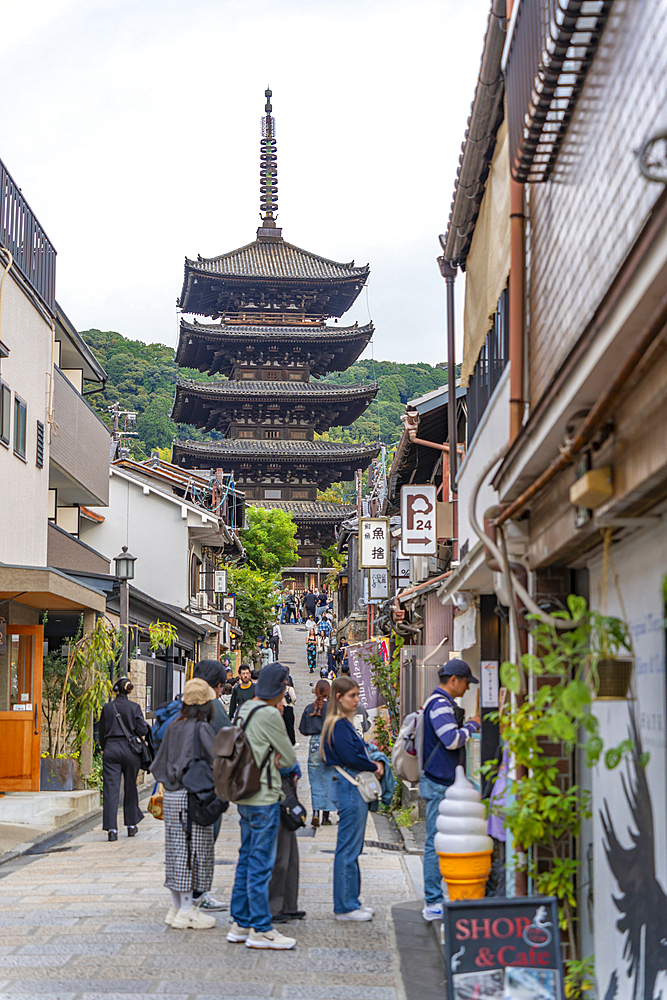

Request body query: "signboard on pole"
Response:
[359, 517, 390, 568]
[221, 595, 236, 618]
[443, 897, 564, 1000]
[214, 570, 227, 594]
[480, 660, 499, 707]
[401, 484, 437, 555]
[369, 568, 389, 600]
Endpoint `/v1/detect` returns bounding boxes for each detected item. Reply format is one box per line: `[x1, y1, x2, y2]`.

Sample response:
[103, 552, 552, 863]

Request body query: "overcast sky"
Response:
[0, 0, 490, 365]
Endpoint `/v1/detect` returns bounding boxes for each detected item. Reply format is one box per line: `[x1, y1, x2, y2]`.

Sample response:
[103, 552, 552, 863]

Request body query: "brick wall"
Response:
[528, 0, 667, 405]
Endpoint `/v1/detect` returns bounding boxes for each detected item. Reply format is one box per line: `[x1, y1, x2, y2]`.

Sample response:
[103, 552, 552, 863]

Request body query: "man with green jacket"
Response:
[226, 662, 297, 951]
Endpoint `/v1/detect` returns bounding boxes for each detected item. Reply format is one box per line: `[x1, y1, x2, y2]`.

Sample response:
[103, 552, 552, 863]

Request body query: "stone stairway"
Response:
[0, 789, 100, 829]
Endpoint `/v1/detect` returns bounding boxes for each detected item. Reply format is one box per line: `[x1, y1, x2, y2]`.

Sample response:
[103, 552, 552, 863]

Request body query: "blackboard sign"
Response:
[443, 896, 564, 1000]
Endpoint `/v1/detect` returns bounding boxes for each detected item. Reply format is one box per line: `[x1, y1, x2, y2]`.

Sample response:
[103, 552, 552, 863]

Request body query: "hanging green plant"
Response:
[148, 620, 179, 651]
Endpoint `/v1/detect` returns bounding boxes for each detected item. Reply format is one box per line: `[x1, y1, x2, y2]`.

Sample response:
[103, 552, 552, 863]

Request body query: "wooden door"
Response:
[0, 624, 44, 791]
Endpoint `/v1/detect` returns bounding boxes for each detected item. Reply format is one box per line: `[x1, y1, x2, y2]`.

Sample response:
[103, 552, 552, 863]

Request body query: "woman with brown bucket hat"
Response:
[151, 678, 222, 930]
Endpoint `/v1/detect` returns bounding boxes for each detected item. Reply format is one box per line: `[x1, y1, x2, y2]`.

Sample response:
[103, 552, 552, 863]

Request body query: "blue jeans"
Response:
[420, 774, 452, 905]
[332, 771, 369, 913]
[230, 802, 281, 932]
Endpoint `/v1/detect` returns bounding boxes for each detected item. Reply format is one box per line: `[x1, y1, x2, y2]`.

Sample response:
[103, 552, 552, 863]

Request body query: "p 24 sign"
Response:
[401, 484, 437, 555]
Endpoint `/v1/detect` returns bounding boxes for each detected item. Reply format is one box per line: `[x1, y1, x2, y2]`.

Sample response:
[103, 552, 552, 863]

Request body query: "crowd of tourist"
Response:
[99, 593, 483, 953]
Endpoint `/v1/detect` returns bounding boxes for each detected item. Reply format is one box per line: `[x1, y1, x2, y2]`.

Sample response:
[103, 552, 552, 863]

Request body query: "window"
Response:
[266, 430, 280, 439]
[0, 382, 9, 445]
[36, 421, 44, 468]
[13, 396, 26, 460]
[264, 489, 282, 499]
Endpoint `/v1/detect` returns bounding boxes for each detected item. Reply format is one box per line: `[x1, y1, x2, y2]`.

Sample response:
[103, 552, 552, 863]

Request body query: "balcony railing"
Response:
[505, 0, 612, 182]
[466, 288, 509, 442]
[0, 157, 56, 313]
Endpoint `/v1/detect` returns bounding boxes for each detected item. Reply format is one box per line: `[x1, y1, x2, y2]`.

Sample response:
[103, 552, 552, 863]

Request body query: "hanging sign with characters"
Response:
[443, 897, 563, 1000]
[359, 517, 390, 568]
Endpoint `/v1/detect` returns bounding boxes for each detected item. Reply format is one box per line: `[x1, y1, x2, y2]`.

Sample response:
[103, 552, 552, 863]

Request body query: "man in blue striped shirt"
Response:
[419, 659, 480, 922]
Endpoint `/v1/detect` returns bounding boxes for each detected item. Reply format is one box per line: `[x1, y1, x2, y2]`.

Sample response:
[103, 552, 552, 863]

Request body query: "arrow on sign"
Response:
[406, 538, 431, 545]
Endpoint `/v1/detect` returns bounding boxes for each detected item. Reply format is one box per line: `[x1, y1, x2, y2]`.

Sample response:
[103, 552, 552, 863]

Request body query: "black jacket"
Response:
[298, 702, 327, 736]
[99, 693, 148, 751]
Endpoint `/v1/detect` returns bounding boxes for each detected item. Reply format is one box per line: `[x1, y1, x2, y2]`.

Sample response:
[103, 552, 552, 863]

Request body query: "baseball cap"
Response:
[437, 658, 479, 683]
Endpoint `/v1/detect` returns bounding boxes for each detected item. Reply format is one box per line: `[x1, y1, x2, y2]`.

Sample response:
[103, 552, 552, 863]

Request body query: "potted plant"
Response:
[41, 616, 118, 791]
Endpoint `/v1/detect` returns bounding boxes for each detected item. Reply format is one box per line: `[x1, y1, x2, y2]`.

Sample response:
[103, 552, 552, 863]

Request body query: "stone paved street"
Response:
[0, 625, 418, 999]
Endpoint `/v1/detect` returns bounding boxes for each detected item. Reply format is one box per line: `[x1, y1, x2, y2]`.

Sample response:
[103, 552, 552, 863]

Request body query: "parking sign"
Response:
[401, 484, 437, 555]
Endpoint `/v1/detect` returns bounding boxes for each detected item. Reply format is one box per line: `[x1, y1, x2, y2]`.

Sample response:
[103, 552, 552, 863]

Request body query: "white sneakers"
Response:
[165, 905, 178, 926]
[335, 907, 373, 922]
[246, 927, 296, 950]
[171, 907, 216, 930]
[422, 902, 443, 922]
[226, 922, 296, 949]
[226, 921, 250, 942]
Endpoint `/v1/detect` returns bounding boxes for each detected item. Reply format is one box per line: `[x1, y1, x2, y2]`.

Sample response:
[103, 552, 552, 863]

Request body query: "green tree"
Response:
[240, 507, 298, 576]
[226, 564, 276, 658]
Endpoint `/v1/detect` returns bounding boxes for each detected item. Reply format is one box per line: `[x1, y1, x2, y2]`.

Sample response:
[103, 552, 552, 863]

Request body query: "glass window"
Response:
[13, 396, 26, 459]
[10, 633, 34, 711]
[0, 382, 9, 445]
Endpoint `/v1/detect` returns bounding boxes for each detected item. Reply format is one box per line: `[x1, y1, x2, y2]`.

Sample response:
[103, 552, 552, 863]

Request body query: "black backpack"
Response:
[181, 722, 227, 834]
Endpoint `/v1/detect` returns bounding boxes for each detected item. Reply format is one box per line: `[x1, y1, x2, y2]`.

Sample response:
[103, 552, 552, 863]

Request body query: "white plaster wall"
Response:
[0, 273, 51, 566]
[588, 523, 667, 1000]
[80, 472, 190, 608]
[457, 368, 510, 556]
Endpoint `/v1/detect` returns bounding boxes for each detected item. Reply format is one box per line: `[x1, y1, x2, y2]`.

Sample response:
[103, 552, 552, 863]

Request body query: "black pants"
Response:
[102, 739, 144, 831]
[285, 607, 295, 623]
[269, 818, 299, 915]
[269, 636, 280, 659]
[283, 705, 296, 745]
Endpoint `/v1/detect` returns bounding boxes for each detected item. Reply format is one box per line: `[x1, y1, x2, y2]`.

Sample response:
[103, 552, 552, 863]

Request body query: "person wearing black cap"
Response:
[226, 661, 297, 950]
[99, 676, 149, 842]
[420, 658, 480, 923]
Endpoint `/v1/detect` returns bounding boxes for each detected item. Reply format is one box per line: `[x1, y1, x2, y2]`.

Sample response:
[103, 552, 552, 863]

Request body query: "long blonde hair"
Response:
[320, 676, 359, 760]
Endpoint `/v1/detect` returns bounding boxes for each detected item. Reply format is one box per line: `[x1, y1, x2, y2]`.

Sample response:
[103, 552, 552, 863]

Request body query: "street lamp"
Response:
[316, 554, 321, 591]
[114, 545, 137, 676]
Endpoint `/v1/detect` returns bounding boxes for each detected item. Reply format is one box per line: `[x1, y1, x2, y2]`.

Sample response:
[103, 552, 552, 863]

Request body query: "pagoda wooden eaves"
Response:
[174, 318, 374, 377]
[178, 237, 370, 319]
[171, 378, 378, 434]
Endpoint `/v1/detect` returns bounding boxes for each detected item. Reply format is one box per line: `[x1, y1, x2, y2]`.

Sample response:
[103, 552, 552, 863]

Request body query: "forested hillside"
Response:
[81, 328, 450, 460]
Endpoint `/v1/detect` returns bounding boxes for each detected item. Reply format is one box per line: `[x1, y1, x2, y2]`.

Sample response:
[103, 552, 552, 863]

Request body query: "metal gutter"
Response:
[442, 0, 507, 266]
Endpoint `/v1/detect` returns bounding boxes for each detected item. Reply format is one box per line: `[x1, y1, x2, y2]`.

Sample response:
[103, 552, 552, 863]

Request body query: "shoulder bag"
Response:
[334, 765, 381, 804]
[114, 708, 154, 770]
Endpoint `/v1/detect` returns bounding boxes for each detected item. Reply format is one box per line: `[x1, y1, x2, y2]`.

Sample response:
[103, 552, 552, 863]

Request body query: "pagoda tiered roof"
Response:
[175, 318, 373, 376]
[172, 438, 380, 484]
[249, 499, 356, 522]
[171, 377, 378, 433]
[178, 235, 370, 319]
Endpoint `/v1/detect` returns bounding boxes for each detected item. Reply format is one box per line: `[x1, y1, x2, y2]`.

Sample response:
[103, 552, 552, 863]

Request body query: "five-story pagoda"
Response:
[171, 89, 379, 574]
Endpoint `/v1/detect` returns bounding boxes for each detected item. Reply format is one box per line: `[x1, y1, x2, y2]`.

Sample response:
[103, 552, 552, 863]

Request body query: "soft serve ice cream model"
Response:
[434, 765, 493, 900]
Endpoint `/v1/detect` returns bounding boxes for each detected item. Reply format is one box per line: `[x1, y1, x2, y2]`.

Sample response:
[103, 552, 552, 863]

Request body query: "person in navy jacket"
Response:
[320, 676, 384, 921]
[419, 659, 480, 923]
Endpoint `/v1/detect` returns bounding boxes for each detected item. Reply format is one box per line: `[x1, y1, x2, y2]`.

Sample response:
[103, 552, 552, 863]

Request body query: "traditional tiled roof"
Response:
[249, 500, 356, 521]
[172, 438, 379, 461]
[173, 377, 377, 399]
[187, 239, 369, 282]
[179, 318, 373, 341]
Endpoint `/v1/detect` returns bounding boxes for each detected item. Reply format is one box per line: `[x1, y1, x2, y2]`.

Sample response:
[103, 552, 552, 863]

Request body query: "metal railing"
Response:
[466, 287, 509, 443]
[0, 157, 56, 313]
[505, 0, 612, 182]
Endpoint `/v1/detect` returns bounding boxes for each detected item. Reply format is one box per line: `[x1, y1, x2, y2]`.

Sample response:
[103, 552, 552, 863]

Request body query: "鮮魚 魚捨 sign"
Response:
[443, 897, 564, 1000]
[359, 517, 390, 568]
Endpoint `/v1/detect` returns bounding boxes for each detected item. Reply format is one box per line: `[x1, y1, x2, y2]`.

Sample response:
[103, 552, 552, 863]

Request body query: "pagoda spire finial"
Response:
[259, 86, 278, 229]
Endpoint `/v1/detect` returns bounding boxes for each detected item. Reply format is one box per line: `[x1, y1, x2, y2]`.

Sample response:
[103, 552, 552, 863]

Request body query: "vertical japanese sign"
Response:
[359, 517, 390, 568]
[214, 570, 227, 594]
[369, 568, 389, 599]
[401, 484, 437, 555]
[480, 660, 499, 708]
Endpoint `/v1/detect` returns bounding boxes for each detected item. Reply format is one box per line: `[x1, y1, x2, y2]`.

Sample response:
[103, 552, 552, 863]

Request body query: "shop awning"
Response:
[0, 565, 106, 613]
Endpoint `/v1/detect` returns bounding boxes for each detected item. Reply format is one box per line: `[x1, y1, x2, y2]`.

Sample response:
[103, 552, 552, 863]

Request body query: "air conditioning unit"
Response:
[194, 592, 208, 610]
